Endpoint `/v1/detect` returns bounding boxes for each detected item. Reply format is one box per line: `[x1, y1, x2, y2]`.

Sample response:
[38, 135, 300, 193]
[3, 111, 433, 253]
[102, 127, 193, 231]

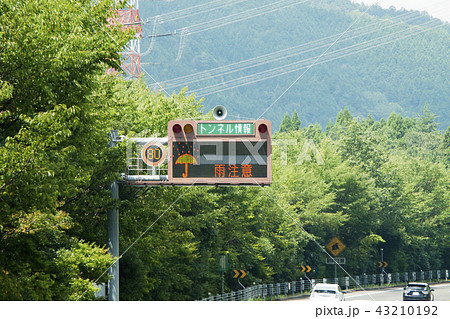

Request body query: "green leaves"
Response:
[0, 0, 132, 138]
[278, 111, 301, 133]
[55, 240, 113, 300]
[0, 0, 135, 300]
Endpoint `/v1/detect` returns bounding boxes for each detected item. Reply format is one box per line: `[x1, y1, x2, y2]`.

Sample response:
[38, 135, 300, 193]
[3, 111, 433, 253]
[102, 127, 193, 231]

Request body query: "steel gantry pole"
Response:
[108, 130, 120, 301]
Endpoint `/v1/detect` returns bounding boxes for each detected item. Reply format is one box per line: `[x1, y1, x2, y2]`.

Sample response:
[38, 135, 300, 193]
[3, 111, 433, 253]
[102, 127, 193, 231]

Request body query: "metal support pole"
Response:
[108, 181, 119, 301]
[238, 278, 246, 289]
[334, 264, 337, 284]
[108, 130, 119, 301]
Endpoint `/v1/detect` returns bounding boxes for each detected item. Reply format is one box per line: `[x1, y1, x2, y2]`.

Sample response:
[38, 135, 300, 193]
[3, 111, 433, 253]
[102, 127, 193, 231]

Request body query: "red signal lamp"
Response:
[173, 124, 182, 134]
[258, 123, 268, 133]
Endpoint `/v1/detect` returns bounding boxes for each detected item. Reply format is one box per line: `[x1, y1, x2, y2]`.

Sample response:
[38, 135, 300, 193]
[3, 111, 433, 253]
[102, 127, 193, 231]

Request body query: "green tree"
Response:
[338, 120, 388, 179]
[387, 112, 406, 138]
[0, 0, 133, 300]
[443, 127, 450, 149]
[335, 107, 353, 126]
[325, 119, 334, 136]
[378, 157, 449, 271]
[442, 127, 450, 167]
[0, 0, 131, 140]
[291, 110, 301, 130]
[416, 105, 439, 133]
[279, 112, 293, 132]
[303, 123, 323, 142]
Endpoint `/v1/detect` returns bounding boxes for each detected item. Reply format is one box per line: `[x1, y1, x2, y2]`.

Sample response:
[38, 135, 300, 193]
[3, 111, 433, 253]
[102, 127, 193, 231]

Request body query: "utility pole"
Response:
[108, 130, 120, 301]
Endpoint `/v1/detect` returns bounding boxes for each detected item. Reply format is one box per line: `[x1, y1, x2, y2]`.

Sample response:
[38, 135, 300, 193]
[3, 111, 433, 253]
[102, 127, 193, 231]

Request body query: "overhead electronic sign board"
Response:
[168, 120, 272, 185]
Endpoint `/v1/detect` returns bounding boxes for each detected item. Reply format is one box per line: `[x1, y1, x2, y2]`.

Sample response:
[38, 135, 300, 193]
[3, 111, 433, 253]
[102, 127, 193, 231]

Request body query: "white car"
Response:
[310, 283, 345, 301]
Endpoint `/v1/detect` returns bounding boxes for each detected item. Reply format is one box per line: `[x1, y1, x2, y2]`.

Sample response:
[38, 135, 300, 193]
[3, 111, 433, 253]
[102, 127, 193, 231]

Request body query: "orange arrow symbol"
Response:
[240, 270, 247, 278]
[233, 269, 240, 278]
[378, 261, 383, 268]
[301, 265, 311, 273]
[383, 261, 388, 268]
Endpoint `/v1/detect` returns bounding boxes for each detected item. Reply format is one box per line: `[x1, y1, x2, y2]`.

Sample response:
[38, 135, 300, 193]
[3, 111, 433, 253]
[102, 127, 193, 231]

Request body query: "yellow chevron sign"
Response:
[233, 269, 247, 279]
[300, 265, 311, 273]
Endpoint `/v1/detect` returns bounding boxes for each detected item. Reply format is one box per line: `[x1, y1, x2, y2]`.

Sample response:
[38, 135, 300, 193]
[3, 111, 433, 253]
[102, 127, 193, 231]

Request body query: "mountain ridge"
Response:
[139, 0, 450, 130]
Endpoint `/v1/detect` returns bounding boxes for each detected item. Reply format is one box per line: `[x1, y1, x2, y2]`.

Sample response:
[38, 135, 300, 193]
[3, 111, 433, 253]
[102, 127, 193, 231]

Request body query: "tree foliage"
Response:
[0, 0, 448, 301]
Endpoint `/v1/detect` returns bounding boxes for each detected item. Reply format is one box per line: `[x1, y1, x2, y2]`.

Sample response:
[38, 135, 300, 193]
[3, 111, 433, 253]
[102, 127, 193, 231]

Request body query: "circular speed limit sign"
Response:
[141, 142, 166, 166]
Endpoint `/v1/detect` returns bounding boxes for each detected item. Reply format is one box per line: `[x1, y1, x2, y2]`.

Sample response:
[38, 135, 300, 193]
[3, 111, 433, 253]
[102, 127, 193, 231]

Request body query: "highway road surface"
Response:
[288, 283, 450, 301]
[345, 283, 450, 301]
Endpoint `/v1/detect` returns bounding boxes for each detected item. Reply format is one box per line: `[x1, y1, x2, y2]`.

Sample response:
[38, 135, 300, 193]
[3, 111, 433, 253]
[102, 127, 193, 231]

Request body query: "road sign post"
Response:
[218, 255, 229, 298]
[107, 130, 120, 301]
[378, 260, 388, 277]
[380, 248, 389, 275]
[326, 237, 346, 282]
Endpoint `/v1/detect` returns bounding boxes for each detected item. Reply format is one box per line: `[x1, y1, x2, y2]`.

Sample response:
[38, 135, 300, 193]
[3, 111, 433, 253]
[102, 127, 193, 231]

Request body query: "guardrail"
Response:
[200, 269, 449, 301]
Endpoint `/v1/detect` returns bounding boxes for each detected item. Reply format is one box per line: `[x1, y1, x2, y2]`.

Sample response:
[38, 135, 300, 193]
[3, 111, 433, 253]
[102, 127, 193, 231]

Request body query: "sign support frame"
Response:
[107, 130, 120, 301]
[108, 118, 272, 300]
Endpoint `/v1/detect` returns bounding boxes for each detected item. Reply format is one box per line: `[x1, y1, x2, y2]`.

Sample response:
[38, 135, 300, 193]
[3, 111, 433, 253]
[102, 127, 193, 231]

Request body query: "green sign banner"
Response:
[197, 122, 254, 135]
[217, 255, 229, 272]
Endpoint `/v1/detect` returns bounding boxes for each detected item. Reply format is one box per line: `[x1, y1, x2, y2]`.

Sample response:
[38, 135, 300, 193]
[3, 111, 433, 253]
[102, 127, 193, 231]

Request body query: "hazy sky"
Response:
[351, 0, 450, 22]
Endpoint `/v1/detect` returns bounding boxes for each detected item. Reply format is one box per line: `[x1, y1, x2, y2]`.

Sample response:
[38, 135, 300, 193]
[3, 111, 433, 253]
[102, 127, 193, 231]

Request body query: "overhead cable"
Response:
[188, 20, 443, 96]
[151, 10, 428, 90]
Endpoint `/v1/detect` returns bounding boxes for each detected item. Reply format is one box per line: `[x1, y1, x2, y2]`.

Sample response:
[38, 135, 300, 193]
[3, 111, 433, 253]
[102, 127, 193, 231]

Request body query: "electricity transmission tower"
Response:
[107, 0, 142, 77]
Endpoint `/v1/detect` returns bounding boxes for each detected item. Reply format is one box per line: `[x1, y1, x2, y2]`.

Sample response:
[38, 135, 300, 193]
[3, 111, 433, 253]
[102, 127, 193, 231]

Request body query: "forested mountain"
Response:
[140, 0, 450, 130]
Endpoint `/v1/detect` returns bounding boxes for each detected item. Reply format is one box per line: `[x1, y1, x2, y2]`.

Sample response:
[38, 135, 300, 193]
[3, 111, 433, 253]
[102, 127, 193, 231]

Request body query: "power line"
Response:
[144, 0, 448, 96]
[192, 22, 442, 96]
[142, 0, 311, 64]
[258, 3, 376, 120]
[140, 0, 247, 58]
[144, 0, 247, 24]
[178, 0, 311, 35]
[152, 10, 426, 90]
[188, 20, 443, 97]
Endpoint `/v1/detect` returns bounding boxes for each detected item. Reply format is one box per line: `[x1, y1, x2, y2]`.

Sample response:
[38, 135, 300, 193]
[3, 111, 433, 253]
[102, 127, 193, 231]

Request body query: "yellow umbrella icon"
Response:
[175, 154, 198, 178]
